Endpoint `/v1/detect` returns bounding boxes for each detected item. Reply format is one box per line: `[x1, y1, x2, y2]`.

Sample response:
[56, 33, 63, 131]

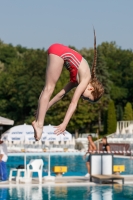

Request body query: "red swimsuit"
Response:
[48, 43, 82, 83]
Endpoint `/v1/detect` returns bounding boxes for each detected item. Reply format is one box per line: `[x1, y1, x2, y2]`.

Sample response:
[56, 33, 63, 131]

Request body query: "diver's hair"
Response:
[89, 28, 104, 102]
[90, 78, 104, 102]
[91, 28, 97, 79]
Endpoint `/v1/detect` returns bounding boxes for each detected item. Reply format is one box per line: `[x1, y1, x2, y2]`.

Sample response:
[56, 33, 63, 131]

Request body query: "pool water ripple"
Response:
[1, 185, 133, 200]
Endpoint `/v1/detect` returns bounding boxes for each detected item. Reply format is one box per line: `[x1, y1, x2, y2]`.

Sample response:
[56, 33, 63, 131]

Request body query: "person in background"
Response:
[102, 137, 110, 152]
[84, 135, 97, 177]
[0, 137, 8, 181]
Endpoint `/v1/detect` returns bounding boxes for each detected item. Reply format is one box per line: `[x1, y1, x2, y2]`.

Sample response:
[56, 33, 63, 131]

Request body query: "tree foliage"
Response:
[123, 102, 133, 121]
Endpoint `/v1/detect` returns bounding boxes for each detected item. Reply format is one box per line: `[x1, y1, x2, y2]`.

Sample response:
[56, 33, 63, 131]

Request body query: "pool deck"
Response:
[0, 175, 133, 187]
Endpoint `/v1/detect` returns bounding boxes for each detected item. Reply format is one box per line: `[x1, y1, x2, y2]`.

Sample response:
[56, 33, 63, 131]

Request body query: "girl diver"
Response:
[32, 30, 104, 141]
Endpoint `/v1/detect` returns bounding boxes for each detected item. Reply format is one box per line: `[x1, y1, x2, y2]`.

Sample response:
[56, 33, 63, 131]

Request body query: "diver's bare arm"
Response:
[63, 82, 87, 125]
[54, 81, 88, 134]
[34, 82, 77, 117]
[47, 82, 77, 110]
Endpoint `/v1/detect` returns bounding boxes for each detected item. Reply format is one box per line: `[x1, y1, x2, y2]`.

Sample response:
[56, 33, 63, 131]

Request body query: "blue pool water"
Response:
[0, 185, 133, 200]
[6, 154, 133, 177]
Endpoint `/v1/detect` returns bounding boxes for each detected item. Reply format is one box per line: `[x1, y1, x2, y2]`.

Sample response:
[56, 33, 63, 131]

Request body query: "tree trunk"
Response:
[98, 110, 102, 133]
[75, 129, 79, 139]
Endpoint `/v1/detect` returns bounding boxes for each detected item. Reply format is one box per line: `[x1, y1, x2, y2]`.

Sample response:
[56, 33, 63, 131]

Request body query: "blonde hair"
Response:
[90, 29, 104, 102]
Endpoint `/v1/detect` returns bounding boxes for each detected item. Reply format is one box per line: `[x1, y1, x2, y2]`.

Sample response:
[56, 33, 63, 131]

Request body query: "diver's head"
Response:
[82, 78, 104, 103]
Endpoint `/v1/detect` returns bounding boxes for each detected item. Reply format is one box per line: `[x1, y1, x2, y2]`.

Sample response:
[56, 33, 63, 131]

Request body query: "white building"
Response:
[116, 121, 133, 134]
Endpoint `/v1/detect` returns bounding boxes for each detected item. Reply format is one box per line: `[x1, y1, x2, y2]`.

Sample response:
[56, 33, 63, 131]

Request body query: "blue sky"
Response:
[0, 0, 133, 50]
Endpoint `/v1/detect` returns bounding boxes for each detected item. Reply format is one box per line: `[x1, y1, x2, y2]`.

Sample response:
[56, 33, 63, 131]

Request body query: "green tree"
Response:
[94, 46, 111, 133]
[106, 100, 117, 135]
[96, 46, 112, 94]
[123, 102, 133, 120]
[103, 110, 108, 135]
[0, 44, 18, 66]
[0, 48, 47, 124]
[116, 105, 123, 121]
[99, 42, 133, 105]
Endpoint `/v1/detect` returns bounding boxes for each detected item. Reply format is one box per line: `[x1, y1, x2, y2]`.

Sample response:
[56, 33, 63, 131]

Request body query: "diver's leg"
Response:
[32, 54, 64, 140]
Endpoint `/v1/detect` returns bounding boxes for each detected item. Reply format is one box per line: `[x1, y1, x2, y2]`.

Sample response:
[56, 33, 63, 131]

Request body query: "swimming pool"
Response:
[6, 154, 133, 176]
[0, 185, 133, 200]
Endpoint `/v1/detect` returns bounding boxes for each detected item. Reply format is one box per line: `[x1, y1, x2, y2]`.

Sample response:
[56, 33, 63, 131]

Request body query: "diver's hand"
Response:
[54, 123, 66, 135]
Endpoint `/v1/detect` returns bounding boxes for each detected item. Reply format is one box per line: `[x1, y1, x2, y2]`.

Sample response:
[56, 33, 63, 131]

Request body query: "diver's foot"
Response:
[32, 121, 43, 141]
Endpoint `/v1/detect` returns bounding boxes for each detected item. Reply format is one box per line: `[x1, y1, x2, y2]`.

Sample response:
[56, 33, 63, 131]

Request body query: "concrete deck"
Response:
[0, 175, 133, 187]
